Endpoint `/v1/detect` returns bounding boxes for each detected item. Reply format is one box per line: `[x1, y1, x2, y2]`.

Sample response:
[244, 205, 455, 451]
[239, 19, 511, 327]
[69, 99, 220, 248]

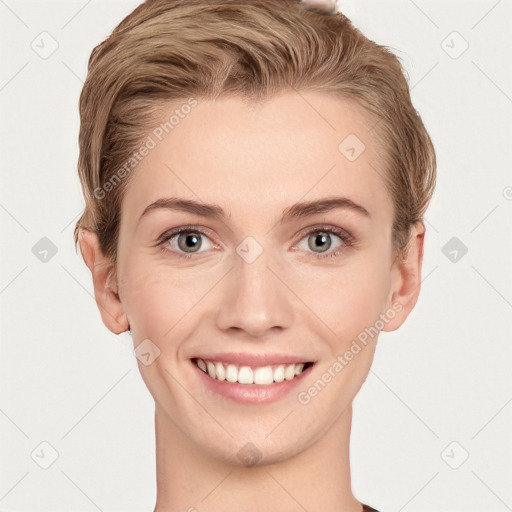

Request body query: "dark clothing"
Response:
[362, 504, 381, 512]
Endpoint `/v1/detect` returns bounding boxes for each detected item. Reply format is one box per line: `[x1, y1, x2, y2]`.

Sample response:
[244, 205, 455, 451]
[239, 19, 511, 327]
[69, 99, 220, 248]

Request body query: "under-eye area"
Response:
[192, 358, 315, 385]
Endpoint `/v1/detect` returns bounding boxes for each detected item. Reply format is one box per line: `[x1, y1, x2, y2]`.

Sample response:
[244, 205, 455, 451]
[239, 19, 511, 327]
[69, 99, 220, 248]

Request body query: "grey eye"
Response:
[308, 231, 332, 253]
[176, 232, 207, 253]
[296, 230, 344, 255]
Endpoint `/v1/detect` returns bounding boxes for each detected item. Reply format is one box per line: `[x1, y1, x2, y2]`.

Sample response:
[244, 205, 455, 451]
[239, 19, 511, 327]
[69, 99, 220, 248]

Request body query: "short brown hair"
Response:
[74, 0, 436, 266]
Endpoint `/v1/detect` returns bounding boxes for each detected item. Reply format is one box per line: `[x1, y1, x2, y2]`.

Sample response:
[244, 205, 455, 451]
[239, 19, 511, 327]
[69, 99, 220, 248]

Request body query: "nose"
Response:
[215, 245, 294, 338]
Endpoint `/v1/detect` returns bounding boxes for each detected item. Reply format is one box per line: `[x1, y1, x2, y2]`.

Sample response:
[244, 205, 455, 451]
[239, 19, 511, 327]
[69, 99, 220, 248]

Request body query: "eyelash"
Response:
[155, 224, 354, 260]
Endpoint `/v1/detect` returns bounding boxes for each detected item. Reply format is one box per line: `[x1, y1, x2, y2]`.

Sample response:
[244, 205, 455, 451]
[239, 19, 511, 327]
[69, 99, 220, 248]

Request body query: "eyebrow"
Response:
[138, 196, 371, 226]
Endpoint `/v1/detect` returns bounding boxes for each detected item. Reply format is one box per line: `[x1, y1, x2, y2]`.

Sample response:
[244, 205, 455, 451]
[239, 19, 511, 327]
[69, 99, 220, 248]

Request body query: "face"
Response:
[109, 91, 411, 466]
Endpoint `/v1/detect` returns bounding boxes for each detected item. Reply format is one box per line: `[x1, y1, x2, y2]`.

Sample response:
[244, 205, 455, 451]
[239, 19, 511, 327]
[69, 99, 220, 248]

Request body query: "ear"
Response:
[78, 228, 129, 335]
[381, 221, 425, 332]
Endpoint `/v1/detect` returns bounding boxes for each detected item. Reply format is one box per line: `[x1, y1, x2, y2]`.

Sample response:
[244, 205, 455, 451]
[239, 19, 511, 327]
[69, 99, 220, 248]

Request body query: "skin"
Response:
[79, 90, 425, 512]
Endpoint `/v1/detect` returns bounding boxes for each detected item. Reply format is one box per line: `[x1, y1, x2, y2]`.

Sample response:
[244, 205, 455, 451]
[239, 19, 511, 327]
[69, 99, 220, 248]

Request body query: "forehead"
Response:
[120, 90, 393, 228]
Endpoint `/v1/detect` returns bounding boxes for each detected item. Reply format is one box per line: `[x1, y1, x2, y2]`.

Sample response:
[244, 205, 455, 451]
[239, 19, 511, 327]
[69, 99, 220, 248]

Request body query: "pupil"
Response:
[179, 233, 201, 252]
[310, 232, 331, 252]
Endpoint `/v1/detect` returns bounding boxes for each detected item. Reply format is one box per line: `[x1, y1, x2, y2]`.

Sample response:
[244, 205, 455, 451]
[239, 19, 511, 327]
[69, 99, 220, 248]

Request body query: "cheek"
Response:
[294, 253, 391, 345]
[120, 239, 392, 345]
[119, 254, 215, 341]
[118, 252, 169, 334]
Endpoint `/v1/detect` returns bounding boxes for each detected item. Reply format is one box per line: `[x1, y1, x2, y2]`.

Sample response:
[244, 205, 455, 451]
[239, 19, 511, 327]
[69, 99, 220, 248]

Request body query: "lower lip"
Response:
[191, 360, 313, 405]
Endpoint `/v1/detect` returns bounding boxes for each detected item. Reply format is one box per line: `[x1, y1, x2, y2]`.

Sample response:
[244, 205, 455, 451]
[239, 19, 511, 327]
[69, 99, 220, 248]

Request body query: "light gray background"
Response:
[1, 0, 511, 511]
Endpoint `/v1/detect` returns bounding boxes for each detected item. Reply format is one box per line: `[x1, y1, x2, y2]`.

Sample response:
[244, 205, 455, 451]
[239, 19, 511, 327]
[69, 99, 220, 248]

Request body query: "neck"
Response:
[153, 403, 363, 512]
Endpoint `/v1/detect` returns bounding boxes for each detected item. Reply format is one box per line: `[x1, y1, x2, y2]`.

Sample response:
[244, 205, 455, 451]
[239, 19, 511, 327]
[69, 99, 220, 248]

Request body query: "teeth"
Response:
[195, 359, 309, 385]
[253, 366, 273, 385]
[284, 364, 296, 381]
[206, 361, 216, 379]
[197, 359, 207, 372]
[238, 366, 253, 384]
[226, 364, 238, 383]
[273, 365, 285, 383]
[215, 361, 226, 381]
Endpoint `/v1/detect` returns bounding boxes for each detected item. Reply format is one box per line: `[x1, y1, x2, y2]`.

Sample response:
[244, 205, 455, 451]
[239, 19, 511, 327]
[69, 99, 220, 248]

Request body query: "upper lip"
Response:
[191, 352, 315, 366]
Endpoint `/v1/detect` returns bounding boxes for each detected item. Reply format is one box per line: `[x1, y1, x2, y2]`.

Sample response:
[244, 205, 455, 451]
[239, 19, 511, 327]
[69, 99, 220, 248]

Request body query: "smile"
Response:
[193, 358, 314, 385]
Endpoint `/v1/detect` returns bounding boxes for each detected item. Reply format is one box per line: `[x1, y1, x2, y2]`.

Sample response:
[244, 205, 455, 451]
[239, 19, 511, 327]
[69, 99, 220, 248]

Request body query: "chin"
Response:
[195, 425, 314, 469]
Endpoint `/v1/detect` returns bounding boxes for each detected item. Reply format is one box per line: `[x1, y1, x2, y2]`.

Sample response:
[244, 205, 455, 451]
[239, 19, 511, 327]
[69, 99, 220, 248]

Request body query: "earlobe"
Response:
[381, 221, 426, 333]
[78, 228, 130, 335]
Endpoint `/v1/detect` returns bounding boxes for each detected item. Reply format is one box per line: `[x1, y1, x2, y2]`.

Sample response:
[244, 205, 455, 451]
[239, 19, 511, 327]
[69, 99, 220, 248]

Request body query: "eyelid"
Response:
[155, 225, 218, 246]
[294, 223, 353, 244]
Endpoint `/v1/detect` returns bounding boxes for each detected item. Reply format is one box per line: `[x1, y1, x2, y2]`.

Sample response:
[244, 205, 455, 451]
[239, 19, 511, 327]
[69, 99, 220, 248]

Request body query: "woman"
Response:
[74, 1, 436, 510]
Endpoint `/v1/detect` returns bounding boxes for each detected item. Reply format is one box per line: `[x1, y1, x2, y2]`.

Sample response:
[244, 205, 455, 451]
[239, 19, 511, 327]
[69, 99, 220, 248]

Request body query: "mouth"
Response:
[192, 357, 315, 385]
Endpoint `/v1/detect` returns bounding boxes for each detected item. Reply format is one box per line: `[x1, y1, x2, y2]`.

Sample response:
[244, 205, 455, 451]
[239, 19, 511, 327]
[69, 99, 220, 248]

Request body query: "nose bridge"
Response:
[215, 237, 294, 336]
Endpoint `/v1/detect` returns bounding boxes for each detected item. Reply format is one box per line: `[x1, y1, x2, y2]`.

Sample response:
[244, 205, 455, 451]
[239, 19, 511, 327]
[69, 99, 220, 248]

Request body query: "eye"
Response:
[156, 224, 354, 260]
[156, 226, 218, 259]
[295, 225, 353, 260]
